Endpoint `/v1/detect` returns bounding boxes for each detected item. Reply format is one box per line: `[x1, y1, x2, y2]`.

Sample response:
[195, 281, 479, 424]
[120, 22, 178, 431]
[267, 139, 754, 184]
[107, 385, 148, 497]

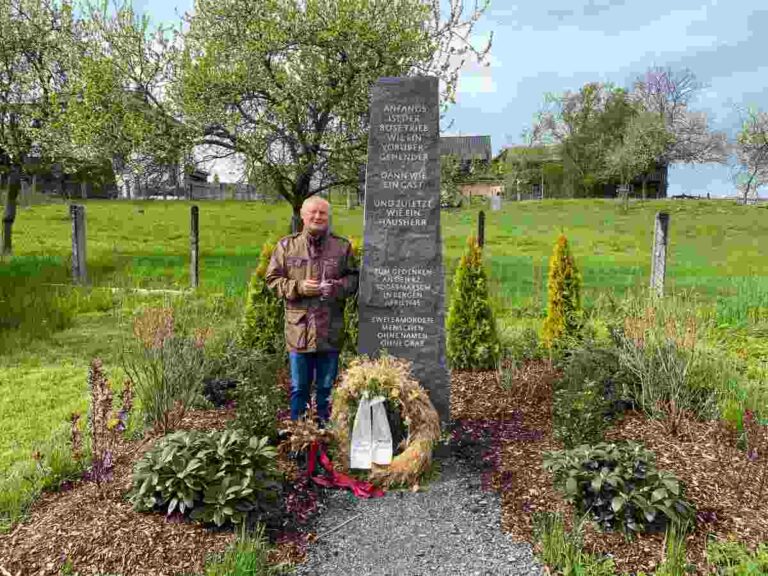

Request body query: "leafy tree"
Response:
[733, 107, 768, 203]
[446, 236, 500, 370]
[44, 1, 193, 200]
[542, 234, 582, 351]
[532, 83, 637, 197]
[440, 153, 463, 208]
[176, 0, 491, 232]
[503, 143, 561, 199]
[630, 66, 728, 196]
[604, 112, 674, 201]
[1, 0, 77, 254]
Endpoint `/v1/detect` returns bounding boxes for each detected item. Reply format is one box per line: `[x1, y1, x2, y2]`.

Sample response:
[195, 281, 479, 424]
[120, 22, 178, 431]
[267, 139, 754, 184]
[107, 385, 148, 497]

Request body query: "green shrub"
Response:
[542, 234, 582, 350]
[532, 511, 616, 576]
[551, 342, 636, 448]
[706, 539, 768, 575]
[557, 343, 621, 392]
[228, 348, 287, 442]
[129, 429, 281, 527]
[499, 323, 544, 369]
[340, 236, 362, 366]
[553, 379, 613, 448]
[446, 236, 501, 370]
[543, 442, 695, 534]
[239, 238, 285, 354]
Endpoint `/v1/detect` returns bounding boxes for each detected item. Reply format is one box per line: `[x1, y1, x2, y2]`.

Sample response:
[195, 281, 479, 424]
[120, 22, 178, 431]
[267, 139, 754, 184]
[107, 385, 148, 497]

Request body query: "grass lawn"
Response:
[2, 196, 768, 527]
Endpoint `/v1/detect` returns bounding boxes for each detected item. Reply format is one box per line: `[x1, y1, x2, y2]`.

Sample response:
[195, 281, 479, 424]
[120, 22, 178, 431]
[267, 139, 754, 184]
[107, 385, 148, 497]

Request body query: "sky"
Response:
[137, 0, 768, 197]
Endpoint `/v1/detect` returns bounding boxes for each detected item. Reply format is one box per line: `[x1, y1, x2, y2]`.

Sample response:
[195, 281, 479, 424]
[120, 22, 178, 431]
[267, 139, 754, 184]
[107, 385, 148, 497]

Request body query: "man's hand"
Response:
[320, 280, 336, 299]
[299, 279, 321, 297]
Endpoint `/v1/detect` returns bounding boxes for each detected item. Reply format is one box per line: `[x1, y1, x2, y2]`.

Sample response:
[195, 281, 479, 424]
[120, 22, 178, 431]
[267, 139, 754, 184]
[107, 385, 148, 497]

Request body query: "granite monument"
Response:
[358, 76, 450, 421]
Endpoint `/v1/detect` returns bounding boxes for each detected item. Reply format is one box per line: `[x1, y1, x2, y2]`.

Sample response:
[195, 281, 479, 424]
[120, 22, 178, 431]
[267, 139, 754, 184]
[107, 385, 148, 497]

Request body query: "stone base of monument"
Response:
[329, 355, 441, 489]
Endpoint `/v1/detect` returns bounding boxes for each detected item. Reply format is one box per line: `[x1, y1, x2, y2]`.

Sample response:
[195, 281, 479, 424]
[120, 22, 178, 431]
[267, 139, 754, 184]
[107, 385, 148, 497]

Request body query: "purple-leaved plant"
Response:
[284, 475, 319, 524]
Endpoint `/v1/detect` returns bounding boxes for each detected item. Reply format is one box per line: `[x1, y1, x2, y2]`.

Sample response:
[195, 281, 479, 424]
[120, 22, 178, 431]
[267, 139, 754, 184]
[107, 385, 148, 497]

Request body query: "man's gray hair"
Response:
[301, 195, 332, 215]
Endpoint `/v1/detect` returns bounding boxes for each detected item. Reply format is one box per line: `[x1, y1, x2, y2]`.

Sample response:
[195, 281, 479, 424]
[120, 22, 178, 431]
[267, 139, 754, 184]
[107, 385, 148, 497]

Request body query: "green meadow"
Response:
[2, 196, 768, 527]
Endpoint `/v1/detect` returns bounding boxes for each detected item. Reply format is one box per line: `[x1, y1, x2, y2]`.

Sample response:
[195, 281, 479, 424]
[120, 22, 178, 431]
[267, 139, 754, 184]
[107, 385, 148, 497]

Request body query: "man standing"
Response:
[266, 196, 358, 424]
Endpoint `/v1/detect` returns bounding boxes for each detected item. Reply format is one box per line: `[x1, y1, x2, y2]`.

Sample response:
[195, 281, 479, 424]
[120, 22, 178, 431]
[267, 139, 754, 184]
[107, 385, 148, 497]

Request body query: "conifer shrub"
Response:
[340, 236, 362, 365]
[542, 234, 583, 351]
[446, 236, 501, 370]
[239, 238, 284, 354]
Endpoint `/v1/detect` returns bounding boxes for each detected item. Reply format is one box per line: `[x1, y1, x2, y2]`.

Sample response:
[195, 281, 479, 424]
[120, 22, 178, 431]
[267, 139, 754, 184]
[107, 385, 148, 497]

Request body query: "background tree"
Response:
[532, 83, 636, 198]
[440, 153, 463, 208]
[176, 0, 492, 232]
[1, 0, 76, 254]
[503, 133, 563, 199]
[733, 107, 768, 203]
[630, 66, 728, 197]
[44, 0, 193, 200]
[604, 111, 674, 201]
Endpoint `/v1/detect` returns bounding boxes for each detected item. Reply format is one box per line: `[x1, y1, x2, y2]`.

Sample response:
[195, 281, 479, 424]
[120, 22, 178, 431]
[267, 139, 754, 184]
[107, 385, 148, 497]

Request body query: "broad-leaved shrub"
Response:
[227, 348, 287, 442]
[553, 379, 613, 448]
[499, 324, 544, 369]
[130, 429, 281, 527]
[543, 441, 695, 534]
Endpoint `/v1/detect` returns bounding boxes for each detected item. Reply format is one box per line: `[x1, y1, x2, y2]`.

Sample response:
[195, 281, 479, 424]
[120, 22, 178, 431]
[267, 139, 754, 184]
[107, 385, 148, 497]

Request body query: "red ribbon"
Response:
[306, 441, 385, 499]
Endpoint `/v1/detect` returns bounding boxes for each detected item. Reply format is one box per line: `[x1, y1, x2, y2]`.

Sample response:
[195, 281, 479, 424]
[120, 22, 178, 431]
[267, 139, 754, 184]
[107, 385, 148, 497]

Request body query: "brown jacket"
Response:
[265, 230, 358, 352]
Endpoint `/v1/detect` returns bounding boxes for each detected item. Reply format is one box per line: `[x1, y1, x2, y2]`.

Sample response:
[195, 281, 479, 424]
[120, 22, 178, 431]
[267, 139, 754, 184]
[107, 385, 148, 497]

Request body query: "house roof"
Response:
[495, 144, 561, 164]
[440, 135, 492, 162]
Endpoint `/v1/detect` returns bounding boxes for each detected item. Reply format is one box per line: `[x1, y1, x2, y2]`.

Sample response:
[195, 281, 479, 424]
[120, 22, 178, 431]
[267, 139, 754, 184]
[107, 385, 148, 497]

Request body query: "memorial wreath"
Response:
[329, 355, 441, 488]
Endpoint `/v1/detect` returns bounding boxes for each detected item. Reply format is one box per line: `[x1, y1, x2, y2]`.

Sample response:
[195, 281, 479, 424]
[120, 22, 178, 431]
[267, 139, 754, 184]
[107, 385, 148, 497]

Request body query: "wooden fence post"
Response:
[478, 210, 485, 247]
[190, 205, 199, 289]
[650, 211, 669, 297]
[70, 204, 87, 284]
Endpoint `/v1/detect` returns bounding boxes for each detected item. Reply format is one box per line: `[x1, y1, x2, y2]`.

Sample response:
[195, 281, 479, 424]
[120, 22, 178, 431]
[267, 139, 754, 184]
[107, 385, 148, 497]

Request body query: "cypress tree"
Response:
[542, 233, 582, 349]
[446, 236, 500, 370]
[341, 236, 362, 361]
[239, 238, 284, 354]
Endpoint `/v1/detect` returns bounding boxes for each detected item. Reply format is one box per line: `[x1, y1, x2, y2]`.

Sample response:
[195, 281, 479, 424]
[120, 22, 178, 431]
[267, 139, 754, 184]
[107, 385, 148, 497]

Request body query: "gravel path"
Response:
[292, 450, 543, 576]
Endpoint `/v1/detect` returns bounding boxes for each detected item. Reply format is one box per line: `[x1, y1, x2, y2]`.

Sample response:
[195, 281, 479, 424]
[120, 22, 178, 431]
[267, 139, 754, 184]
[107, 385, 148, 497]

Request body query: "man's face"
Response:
[301, 200, 329, 235]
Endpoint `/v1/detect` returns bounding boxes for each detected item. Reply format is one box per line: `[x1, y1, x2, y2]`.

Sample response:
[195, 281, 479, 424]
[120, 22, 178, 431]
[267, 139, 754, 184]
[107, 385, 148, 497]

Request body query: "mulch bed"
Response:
[0, 409, 246, 576]
[4, 361, 766, 575]
[450, 360, 768, 575]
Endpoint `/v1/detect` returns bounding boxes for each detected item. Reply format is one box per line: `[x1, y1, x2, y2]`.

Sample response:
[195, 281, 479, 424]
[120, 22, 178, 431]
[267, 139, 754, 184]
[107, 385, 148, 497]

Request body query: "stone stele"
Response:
[358, 76, 450, 421]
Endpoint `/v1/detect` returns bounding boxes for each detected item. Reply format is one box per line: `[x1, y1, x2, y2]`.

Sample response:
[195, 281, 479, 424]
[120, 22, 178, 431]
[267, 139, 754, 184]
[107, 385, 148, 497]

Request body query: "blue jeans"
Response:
[289, 351, 340, 422]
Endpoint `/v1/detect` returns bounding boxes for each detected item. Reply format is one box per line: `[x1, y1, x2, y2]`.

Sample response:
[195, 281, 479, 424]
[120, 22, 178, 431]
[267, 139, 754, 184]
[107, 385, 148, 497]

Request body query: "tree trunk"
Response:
[641, 174, 648, 200]
[291, 205, 302, 234]
[658, 163, 669, 198]
[2, 166, 21, 255]
[80, 181, 87, 200]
